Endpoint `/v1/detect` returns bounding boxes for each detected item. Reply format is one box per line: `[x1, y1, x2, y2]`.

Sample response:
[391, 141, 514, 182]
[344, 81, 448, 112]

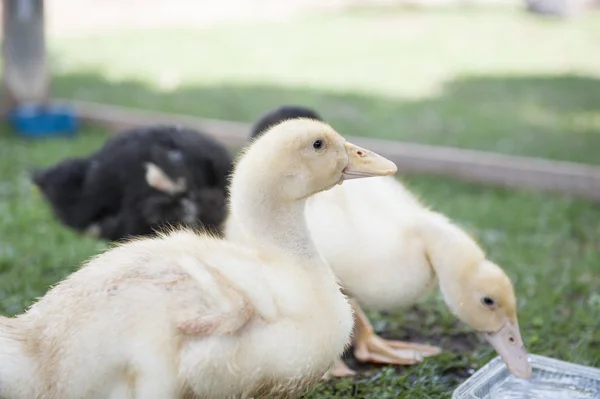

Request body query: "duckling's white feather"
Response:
[305, 177, 437, 311]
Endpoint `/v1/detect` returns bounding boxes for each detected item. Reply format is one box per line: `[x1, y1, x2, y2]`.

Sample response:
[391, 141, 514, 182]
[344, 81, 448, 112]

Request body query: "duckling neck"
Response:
[232, 190, 320, 261]
[417, 212, 484, 290]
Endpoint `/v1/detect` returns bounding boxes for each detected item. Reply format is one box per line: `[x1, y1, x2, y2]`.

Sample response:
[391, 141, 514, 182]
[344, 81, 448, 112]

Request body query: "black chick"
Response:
[250, 105, 324, 139]
[33, 125, 233, 241]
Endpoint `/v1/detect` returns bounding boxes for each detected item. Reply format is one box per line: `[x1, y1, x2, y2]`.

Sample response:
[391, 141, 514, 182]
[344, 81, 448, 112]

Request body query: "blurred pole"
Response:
[1, 0, 49, 114]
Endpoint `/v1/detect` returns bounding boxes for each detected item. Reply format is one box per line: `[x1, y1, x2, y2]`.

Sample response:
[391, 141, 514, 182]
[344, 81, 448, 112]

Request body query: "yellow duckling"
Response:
[225, 106, 532, 381]
[0, 119, 397, 399]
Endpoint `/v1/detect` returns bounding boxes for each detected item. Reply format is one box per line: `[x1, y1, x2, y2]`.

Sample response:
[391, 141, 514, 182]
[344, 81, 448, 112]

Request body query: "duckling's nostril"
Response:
[508, 336, 516, 344]
[357, 151, 364, 156]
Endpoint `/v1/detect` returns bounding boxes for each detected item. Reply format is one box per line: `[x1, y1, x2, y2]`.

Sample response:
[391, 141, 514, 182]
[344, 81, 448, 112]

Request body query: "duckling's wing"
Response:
[174, 292, 254, 337]
[163, 244, 277, 338]
[168, 263, 256, 337]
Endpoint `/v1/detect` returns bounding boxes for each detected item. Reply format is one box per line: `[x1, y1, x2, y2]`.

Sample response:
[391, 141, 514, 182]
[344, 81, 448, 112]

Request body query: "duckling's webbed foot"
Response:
[354, 333, 441, 365]
[350, 299, 441, 365]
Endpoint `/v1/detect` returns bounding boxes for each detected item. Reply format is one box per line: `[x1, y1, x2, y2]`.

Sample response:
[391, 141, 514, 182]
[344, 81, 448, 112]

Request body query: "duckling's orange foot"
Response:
[354, 333, 442, 365]
[321, 359, 356, 380]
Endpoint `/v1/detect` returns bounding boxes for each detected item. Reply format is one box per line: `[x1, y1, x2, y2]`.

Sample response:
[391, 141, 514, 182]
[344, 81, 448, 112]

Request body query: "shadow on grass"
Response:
[50, 72, 600, 164]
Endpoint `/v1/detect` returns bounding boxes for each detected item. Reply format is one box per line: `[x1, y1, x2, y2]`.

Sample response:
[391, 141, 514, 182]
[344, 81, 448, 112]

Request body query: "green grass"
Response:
[48, 7, 600, 163]
[1, 6, 599, 398]
[0, 127, 598, 398]
[0, 129, 109, 314]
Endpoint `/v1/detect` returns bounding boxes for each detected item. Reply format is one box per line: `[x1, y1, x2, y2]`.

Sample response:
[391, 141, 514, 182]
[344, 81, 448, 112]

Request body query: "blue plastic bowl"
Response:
[7, 103, 78, 139]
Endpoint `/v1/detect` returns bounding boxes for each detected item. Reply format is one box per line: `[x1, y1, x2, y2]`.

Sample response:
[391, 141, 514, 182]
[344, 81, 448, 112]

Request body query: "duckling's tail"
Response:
[0, 316, 36, 398]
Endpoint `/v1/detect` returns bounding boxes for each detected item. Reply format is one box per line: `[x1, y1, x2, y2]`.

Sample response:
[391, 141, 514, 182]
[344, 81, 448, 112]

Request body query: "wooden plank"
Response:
[61, 99, 249, 148]
[56, 98, 600, 202]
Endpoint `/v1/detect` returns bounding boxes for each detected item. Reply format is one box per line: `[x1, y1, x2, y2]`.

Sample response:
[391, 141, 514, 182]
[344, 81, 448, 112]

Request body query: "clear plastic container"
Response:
[452, 354, 600, 399]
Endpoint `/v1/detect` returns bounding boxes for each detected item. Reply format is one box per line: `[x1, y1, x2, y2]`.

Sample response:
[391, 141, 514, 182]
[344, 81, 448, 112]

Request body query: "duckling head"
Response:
[233, 118, 398, 201]
[421, 214, 531, 379]
[446, 259, 531, 379]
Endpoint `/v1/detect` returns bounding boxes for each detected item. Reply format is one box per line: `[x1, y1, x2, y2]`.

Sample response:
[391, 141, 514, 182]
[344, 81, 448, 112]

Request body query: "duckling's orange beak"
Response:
[341, 142, 397, 181]
[484, 319, 532, 379]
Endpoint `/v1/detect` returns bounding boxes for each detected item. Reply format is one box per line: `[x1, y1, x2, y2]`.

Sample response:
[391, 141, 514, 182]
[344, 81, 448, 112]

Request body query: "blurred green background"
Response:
[1, 2, 599, 398]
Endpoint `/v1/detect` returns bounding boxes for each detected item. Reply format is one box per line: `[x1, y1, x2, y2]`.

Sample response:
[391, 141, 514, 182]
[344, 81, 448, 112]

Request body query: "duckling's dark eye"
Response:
[482, 297, 495, 307]
[313, 140, 323, 150]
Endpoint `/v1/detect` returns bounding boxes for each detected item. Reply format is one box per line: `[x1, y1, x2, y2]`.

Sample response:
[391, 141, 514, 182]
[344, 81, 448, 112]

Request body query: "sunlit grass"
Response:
[49, 8, 600, 163]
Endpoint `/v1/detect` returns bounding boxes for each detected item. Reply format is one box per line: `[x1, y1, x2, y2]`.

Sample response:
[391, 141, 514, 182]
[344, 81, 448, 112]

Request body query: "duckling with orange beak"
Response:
[226, 105, 532, 380]
[0, 119, 399, 399]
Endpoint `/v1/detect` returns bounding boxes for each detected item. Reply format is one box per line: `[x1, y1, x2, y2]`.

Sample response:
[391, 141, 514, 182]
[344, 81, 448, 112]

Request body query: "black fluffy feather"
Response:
[33, 125, 233, 241]
[250, 105, 324, 139]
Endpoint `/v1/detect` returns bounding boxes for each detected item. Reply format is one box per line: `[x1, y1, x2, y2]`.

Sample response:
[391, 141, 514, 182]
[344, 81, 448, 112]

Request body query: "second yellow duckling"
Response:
[307, 176, 531, 379]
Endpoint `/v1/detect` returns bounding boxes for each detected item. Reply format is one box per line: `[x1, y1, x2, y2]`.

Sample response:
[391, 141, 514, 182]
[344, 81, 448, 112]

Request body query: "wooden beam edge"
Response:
[53, 98, 600, 202]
